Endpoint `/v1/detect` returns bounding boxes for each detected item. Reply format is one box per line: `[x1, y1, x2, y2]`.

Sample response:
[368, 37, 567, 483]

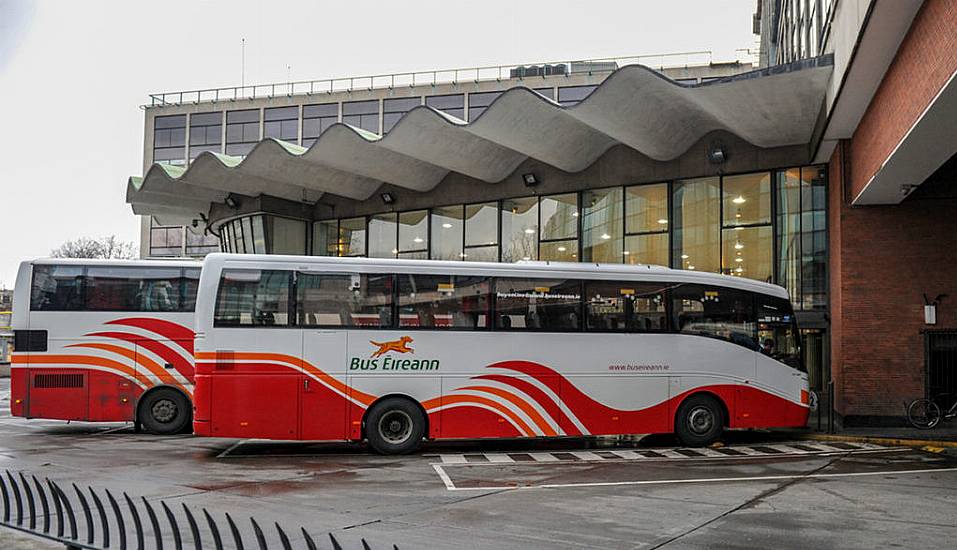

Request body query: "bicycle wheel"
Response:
[907, 398, 941, 429]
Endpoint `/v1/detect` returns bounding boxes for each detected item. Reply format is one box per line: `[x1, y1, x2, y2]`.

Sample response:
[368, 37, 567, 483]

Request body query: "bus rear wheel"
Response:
[138, 388, 192, 435]
[365, 398, 425, 455]
[675, 394, 724, 447]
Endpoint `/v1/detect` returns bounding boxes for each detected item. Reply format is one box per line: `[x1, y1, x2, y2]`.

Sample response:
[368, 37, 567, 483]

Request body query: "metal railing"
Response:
[0, 470, 397, 549]
[147, 49, 758, 107]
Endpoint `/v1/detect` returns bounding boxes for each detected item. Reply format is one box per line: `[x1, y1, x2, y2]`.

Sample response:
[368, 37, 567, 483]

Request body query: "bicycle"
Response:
[907, 394, 957, 429]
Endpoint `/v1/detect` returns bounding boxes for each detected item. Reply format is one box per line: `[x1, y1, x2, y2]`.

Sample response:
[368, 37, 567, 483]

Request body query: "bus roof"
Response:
[27, 257, 201, 268]
[202, 253, 790, 300]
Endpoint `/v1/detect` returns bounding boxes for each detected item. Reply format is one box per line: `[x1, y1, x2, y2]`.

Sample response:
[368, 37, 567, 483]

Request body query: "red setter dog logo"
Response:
[369, 336, 414, 358]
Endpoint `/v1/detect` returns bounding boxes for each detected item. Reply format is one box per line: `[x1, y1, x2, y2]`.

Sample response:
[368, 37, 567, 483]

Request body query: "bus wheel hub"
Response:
[152, 399, 177, 423]
[688, 407, 713, 434]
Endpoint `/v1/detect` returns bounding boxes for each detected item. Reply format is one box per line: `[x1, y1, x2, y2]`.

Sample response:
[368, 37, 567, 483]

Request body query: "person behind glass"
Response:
[761, 338, 775, 356]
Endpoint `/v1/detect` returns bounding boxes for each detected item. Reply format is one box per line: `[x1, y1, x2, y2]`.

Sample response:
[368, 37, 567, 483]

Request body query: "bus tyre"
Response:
[365, 398, 425, 455]
[139, 388, 192, 435]
[675, 394, 724, 447]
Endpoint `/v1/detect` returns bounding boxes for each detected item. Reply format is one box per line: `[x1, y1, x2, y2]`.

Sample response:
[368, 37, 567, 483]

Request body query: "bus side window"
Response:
[30, 265, 85, 311]
[397, 274, 490, 329]
[494, 278, 581, 331]
[297, 272, 393, 328]
[214, 269, 292, 327]
[670, 284, 758, 350]
[756, 296, 803, 370]
[585, 281, 667, 332]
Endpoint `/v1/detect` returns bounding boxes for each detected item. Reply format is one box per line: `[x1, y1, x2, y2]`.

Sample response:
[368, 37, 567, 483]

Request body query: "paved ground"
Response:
[1, 378, 956, 549]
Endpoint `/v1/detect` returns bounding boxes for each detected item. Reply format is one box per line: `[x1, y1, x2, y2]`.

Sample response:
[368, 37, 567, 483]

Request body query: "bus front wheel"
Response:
[365, 398, 426, 455]
[138, 388, 192, 435]
[675, 394, 724, 447]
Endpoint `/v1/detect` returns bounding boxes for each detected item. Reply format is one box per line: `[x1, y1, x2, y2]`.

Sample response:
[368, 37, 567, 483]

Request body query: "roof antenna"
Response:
[241, 38, 246, 89]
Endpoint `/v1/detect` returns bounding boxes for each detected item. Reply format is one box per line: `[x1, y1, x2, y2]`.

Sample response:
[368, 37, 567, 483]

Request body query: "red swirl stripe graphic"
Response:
[473, 373, 582, 436]
[87, 331, 194, 382]
[105, 318, 195, 355]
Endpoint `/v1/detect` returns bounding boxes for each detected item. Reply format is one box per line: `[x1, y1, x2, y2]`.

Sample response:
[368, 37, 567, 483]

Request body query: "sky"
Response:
[0, 0, 758, 288]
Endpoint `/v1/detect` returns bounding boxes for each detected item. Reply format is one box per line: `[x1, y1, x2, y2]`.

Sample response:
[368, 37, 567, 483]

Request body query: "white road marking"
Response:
[431, 464, 457, 490]
[654, 449, 688, 459]
[609, 450, 645, 459]
[440, 467, 957, 491]
[485, 453, 515, 463]
[216, 439, 250, 459]
[688, 447, 726, 457]
[528, 452, 562, 462]
[571, 451, 605, 461]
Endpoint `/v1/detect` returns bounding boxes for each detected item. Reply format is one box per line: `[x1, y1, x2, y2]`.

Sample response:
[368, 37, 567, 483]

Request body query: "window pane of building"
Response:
[383, 97, 420, 133]
[314, 220, 338, 256]
[185, 229, 221, 257]
[585, 281, 667, 332]
[673, 177, 720, 272]
[398, 210, 428, 253]
[557, 85, 597, 106]
[269, 217, 306, 255]
[624, 233, 669, 266]
[302, 103, 338, 146]
[776, 168, 802, 301]
[342, 100, 379, 134]
[501, 197, 538, 262]
[214, 269, 292, 326]
[264, 106, 299, 142]
[494, 278, 582, 331]
[723, 226, 773, 282]
[723, 172, 771, 227]
[369, 213, 397, 258]
[463, 245, 498, 262]
[241, 217, 255, 253]
[340, 217, 366, 257]
[398, 274, 490, 329]
[153, 115, 186, 165]
[188, 112, 222, 160]
[582, 187, 623, 263]
[250, 216, 266, 256]
[465, 202, 498, 248]
[540, 239, 578, 262]
[425, 94, 464, 119]
[431, 205, 464, 260]
[541, 193, 578, 241]
[801, 165, 827, 309]
[533, 87, 555, 100]
[225, 109, 260, 157]
[626, 183, 669, 234]
[297, 273, 393, 327]
[467, 91, 502, 121]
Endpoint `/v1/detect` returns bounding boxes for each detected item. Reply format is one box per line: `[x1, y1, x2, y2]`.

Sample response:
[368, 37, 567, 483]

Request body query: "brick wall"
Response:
[849, 0, 957, 199]
[830, 144, 957, 422]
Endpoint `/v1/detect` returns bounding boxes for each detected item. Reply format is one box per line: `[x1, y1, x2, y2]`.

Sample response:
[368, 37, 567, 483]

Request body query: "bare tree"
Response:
[51, 235, 136, 259]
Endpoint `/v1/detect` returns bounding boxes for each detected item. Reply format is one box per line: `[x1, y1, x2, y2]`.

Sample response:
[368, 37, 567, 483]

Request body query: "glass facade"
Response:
[557, 85, 597, 106]
[467, 91, 502, 121]
[211, 167, 826, 311]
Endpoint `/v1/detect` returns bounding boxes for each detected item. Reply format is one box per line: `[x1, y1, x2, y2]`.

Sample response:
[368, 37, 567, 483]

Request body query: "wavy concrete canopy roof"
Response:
[129, 56, 833, 226]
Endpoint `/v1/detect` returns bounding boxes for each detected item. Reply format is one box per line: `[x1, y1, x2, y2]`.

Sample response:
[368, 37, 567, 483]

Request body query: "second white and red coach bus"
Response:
[10, 259, 198, 434]
[193, 253, 809, 453]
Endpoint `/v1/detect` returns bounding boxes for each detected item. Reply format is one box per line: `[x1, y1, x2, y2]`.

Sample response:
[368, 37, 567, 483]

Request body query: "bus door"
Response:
[300, 330, 348, 440]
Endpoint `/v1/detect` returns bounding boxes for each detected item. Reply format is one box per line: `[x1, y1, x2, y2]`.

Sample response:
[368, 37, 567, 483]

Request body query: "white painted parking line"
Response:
[654, 449, 688, 459]
[485, 453, 515, 463]
[528, 452, 562, 462]
[609, 450, 645, 459]
[729, 446, 767, 456]
[571, 451, 605, 461]
[689, 447, 727, 457]
[439, 455, 470, 464]
[440, 466, 957, 491]
[765, 444, 812, 454]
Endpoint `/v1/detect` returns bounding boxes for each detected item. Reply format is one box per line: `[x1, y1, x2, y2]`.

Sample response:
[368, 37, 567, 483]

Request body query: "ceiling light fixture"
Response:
[734, 241, 744, 250]
[657, 219, 668, 225]
[522, 173, 539, 187]
[732, 195, 746, 204]
[224, 195, 239, 209]
[600, 233, 611, 240]
[524, 228, 535, 234]
[380, 192, 395, 205]
[442, 223, 453, 229]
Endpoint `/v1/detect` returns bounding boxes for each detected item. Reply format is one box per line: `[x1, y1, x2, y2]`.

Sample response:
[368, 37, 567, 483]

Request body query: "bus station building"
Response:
[126, 0, 957, 427]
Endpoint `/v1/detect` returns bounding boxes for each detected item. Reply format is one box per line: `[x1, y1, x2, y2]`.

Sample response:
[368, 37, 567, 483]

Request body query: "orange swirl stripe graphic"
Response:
[428, 394, 535, 436]
[456, 385, 558, 436]
[67, 343, 186, 391]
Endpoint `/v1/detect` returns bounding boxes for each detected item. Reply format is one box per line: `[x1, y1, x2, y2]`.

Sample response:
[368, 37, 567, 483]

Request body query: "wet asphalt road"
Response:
[1, 378, 956, 549]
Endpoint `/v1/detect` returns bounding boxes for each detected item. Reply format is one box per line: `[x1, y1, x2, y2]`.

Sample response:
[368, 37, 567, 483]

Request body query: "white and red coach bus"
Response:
[10, 258, 198, 434]
[193, 253, 809, 453]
